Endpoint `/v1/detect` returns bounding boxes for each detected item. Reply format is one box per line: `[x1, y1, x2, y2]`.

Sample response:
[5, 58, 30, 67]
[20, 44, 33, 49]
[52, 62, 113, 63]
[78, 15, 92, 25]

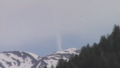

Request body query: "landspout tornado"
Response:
[56, 29, 62, 51]
[54, 10, 62, 51]
[56, 20, 62, 51]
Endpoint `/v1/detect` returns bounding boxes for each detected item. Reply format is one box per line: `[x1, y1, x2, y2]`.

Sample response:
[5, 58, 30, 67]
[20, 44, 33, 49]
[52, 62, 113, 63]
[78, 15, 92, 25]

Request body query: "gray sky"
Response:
[1, 0, 120, 56]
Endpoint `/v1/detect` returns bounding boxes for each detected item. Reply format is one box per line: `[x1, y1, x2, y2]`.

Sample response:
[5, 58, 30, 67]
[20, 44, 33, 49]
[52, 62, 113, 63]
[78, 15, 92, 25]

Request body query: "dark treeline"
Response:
[55, 25, 120, 68]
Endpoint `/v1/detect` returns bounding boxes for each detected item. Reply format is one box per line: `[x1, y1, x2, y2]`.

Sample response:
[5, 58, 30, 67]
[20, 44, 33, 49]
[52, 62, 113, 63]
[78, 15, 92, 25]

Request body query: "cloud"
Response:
[0, 0, 120, 49]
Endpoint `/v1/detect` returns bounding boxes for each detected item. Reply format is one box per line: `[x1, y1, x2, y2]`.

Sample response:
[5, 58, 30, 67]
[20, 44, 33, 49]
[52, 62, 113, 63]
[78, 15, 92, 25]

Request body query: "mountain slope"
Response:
[35, 48, 80, 68]
[0, 51, 41, 68]
[0, 48, 80, 68]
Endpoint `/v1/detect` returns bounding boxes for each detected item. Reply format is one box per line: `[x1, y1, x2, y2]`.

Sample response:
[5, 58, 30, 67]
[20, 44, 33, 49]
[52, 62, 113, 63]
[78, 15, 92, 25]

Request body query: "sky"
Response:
[0, 0, 120, 57]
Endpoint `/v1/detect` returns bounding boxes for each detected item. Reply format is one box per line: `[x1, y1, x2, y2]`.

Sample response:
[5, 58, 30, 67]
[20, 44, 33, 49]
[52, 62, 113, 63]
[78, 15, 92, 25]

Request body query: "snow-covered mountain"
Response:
[0, 48, 80, 68]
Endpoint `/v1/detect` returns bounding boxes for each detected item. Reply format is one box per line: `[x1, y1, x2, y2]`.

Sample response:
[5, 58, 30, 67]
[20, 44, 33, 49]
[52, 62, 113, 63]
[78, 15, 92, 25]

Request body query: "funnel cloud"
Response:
[55, 17, 62, 51]
[56, 30, 62, 51]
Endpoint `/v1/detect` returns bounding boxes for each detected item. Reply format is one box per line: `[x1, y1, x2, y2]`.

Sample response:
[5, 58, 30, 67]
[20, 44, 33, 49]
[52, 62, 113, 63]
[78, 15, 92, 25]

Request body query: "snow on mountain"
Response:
[0, 51, 41, 68]
[55, 48, 79, 55]
[0, 48, 80, 68]
[35, 48, 80, 68]
[24, 51, 41, 60]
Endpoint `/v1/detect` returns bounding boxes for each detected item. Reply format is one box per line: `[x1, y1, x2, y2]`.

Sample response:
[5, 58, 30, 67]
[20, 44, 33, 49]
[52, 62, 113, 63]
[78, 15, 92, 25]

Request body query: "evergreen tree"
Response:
[56, 25, 120, 68]
[51, 65, 54, 68]
[44, 65, 47, 68]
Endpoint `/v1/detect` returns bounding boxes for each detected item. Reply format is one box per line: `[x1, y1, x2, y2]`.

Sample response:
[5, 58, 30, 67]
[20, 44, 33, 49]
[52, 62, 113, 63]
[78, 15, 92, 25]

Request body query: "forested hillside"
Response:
[56, 25, 120, 68]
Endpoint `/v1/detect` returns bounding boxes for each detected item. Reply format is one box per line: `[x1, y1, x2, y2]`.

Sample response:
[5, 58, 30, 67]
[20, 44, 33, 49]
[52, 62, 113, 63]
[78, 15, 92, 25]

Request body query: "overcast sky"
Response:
[1, 0, 120, 56]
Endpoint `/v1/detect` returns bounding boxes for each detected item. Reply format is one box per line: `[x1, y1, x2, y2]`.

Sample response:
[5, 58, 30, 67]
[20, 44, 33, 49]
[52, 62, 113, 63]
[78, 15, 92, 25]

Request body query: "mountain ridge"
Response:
[0, 48, 80, 68]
